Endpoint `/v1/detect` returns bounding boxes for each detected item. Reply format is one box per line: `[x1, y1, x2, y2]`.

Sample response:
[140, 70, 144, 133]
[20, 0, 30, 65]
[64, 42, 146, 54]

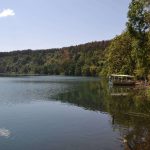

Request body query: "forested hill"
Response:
[0, 41, 110, 76]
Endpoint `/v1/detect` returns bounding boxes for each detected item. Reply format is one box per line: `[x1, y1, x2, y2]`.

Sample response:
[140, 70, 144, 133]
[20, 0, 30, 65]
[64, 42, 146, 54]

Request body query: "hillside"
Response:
[0, 41, 110, 76]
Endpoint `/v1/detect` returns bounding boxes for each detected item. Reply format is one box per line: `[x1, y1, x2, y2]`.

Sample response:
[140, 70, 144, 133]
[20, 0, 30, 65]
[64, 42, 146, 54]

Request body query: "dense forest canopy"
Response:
[0, 0, 149, 78]
[0, 41, 110, 76]
[102, 0, 150, 79]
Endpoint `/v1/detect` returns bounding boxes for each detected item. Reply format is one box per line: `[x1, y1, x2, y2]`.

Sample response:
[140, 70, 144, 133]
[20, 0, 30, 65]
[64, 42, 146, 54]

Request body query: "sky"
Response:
[0, 0, 131, 52]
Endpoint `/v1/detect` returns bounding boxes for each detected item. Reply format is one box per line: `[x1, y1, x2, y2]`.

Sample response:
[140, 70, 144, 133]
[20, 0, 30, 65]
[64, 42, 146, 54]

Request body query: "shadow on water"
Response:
[1, 76, 150, 149]
[52, 79, 150, 150]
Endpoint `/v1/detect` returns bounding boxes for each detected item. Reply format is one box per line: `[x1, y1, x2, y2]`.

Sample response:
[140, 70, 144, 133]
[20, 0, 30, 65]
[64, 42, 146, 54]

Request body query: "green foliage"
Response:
[102, 0, 150, 79]
[102, 32, 135, 76]
[127, 0, 150, 78]
[0, 41, 110, 76]
[0, 0, 149, 78]
[127, 0, 149, 37]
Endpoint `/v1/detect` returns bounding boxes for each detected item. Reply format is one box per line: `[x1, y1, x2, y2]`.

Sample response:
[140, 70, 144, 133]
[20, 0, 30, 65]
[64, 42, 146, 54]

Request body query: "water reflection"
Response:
[0, 128, 11, 138]
[0, 76, 150, 150]
[53, 79, 150, 150]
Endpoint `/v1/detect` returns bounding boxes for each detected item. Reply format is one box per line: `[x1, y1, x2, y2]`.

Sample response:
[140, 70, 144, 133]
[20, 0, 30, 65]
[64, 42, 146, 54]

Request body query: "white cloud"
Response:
[0, 128, 11, 137]
[0, 9, 15, 18]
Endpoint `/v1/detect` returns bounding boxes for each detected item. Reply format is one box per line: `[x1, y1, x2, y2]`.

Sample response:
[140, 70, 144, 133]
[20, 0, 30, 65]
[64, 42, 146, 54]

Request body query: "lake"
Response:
[0, 76, 150, 150]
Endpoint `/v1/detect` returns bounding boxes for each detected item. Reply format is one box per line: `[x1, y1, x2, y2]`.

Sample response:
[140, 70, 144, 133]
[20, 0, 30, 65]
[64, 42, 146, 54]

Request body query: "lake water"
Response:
[0, 76, 150, 150]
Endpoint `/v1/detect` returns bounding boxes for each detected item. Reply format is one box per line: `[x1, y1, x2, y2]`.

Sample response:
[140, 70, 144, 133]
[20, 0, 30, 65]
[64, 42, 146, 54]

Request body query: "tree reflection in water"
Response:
[52, 79, 150, 150]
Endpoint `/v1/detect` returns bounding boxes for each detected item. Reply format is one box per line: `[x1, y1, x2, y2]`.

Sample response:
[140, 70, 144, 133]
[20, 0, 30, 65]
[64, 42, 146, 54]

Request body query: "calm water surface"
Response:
[0, 76, 150, 150]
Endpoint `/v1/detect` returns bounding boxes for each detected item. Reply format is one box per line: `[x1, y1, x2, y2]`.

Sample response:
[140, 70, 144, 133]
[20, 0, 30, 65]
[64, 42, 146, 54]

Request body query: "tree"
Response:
[90, 65, 97, 76]
[82, 65, 91, 76]
[127, 0, 150, 78]
[102, 32, 134, 76]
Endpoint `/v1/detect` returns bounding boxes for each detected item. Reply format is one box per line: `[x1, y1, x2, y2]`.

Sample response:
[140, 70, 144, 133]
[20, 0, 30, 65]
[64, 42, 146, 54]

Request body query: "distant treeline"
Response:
[0, 0, 149, 78]
[0, 41, 110, 76]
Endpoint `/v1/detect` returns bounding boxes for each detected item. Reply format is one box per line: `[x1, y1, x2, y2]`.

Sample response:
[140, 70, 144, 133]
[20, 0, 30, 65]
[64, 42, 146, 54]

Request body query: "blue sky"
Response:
[0, 0, 131, 51]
